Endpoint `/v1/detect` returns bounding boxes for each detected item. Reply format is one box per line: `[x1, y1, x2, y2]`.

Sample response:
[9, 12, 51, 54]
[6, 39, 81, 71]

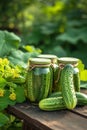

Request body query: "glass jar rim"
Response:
[58, 57, 79, 64]
[29, 58, 51, 65]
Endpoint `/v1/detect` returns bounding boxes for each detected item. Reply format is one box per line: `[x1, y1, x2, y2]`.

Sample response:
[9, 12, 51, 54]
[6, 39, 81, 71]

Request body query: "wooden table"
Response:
[7, 89, 87, 130]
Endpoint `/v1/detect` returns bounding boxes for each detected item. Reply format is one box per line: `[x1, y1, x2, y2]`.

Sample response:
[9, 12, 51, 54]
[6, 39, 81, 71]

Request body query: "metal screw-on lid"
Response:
[58, 57, 79, 65]
[37, 54, 58, 63]
[29, 58, 51, 65]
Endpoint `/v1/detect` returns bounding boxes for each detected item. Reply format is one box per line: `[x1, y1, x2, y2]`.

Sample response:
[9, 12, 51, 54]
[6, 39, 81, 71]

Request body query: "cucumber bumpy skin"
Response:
[37, 71, 51, 101]
[39, 92, 87, 111]
[73, 68, 80, 92]
[26, 70, 36, 102]
[60, 64, 77, 110]
[48, 92, 62, 98]
[76, 92, 87, 105]
[49, 91, 87, 106]
[39, 97, 66, 111]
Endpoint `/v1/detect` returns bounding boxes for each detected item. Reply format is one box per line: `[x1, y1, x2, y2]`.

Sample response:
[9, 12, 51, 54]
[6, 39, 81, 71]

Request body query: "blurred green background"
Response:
[0, 0, 87, 67]
[0, 1, 87, 129]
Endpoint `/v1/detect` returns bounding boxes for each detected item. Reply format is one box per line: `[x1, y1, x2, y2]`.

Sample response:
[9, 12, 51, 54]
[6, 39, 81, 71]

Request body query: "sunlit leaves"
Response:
[57, 27, 87, 44]
[77, 60, 84, 72]
[8, 49, 39, 68]
[80, 70, 87, 81]
[0, 31, 21, 57]
[77, 60, 87, 81]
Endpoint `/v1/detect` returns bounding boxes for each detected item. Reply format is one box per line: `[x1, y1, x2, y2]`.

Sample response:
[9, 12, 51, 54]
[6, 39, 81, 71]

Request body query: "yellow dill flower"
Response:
[0, 58, 2, 64]
[15, 66, 21, 72]
[12, 69, 20, 78]
[0, 89, 5, 97]
[3, 58, 9, 65]
[9, 92, 16, 101]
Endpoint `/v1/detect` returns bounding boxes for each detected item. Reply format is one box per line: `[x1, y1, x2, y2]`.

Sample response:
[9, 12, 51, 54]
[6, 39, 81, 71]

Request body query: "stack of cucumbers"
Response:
[39, 64, 87, 111]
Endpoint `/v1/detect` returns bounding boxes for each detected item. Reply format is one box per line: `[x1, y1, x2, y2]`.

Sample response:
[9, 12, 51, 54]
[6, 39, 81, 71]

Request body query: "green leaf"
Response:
[8, 49, 38, 68]
[56, 28, 79, 44]
[0, 90, 16, 111]
[70, 46, 87, 68]
[0, 77, 7, 88]
[47, 46, 67, 57]
[8, 56, 27, 68]
[80, 70, 87, 81]
[0, 30, 21, 57]
[56, 27, 87, 44]
[8, 98, 16, 106]
[6, 90, 16, 106]
[0, 93, 9, 111]
[10, 49, 24, 60]
[0, 113, 9, 127]
[41, 22, 58, 35]
[77, 60, 84, 73]
[79, 27, 87, 43]
[15, 86, 26, 103]
[28, 29, 43, 45]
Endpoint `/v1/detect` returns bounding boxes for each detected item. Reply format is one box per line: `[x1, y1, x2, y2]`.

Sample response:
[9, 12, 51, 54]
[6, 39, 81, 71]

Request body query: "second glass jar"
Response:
[37, 54, 59, 92]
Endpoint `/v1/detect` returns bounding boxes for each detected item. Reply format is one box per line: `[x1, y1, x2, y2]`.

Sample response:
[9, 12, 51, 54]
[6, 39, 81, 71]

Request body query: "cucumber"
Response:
[52, 64, 59, 92]
[39, 97, 66, 111]
[73, 68, 80, 92]
[76, 92, 87, 105]
[43, 71, 51, 98]
[26, 70, 36, 102]
[37, 71, 51, 101]
[49, 67, 53, 94]
[48, 92, 62, 98]
[39, 92, 87, 111]
[60, 64, 77, 109]
[49, 92, 87, 106]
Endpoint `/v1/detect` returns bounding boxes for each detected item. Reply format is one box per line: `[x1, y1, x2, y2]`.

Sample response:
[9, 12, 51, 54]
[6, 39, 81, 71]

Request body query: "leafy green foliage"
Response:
[0, 31, 21, 57]
[0, 30, 41, 68]
[20, 0, 87, 67]
[0, 58, 26, 126]
[0, 113, 9, 127]
[0, 1, 87, 68]
[80, 70, 87, 81]
[0, 78, 7, 88]
[15, 86, 26, 103]
[8, 48, 39, 68]
[77, 60, 84, 72]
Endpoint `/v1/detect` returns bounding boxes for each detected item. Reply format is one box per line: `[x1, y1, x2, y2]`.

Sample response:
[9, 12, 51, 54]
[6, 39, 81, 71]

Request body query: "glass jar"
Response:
[37, 54, 59, 92]
[57, 57, 80, 92]
[26, 58, 51, 102]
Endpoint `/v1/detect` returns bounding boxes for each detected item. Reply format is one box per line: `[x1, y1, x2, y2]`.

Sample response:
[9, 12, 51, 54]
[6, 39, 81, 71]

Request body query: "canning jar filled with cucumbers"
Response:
[37, 54, 59, 92]
[57, 57, 80, 92]
[26, 58, 52, 102]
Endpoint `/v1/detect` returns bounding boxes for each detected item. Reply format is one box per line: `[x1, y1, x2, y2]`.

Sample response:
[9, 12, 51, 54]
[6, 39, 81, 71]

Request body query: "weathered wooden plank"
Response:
[7, 101, 87, 130]
[70, 89, 87, 118]
[81, 89, 87, 94]
[71, 106, 87, 118]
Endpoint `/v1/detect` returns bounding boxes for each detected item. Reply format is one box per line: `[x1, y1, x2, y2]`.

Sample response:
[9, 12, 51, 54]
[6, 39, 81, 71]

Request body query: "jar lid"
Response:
[37, 54, 58, 63]
[38, 54, 57, 59]
[58, 57, 79, 65]
[29, 58, 51, 65]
